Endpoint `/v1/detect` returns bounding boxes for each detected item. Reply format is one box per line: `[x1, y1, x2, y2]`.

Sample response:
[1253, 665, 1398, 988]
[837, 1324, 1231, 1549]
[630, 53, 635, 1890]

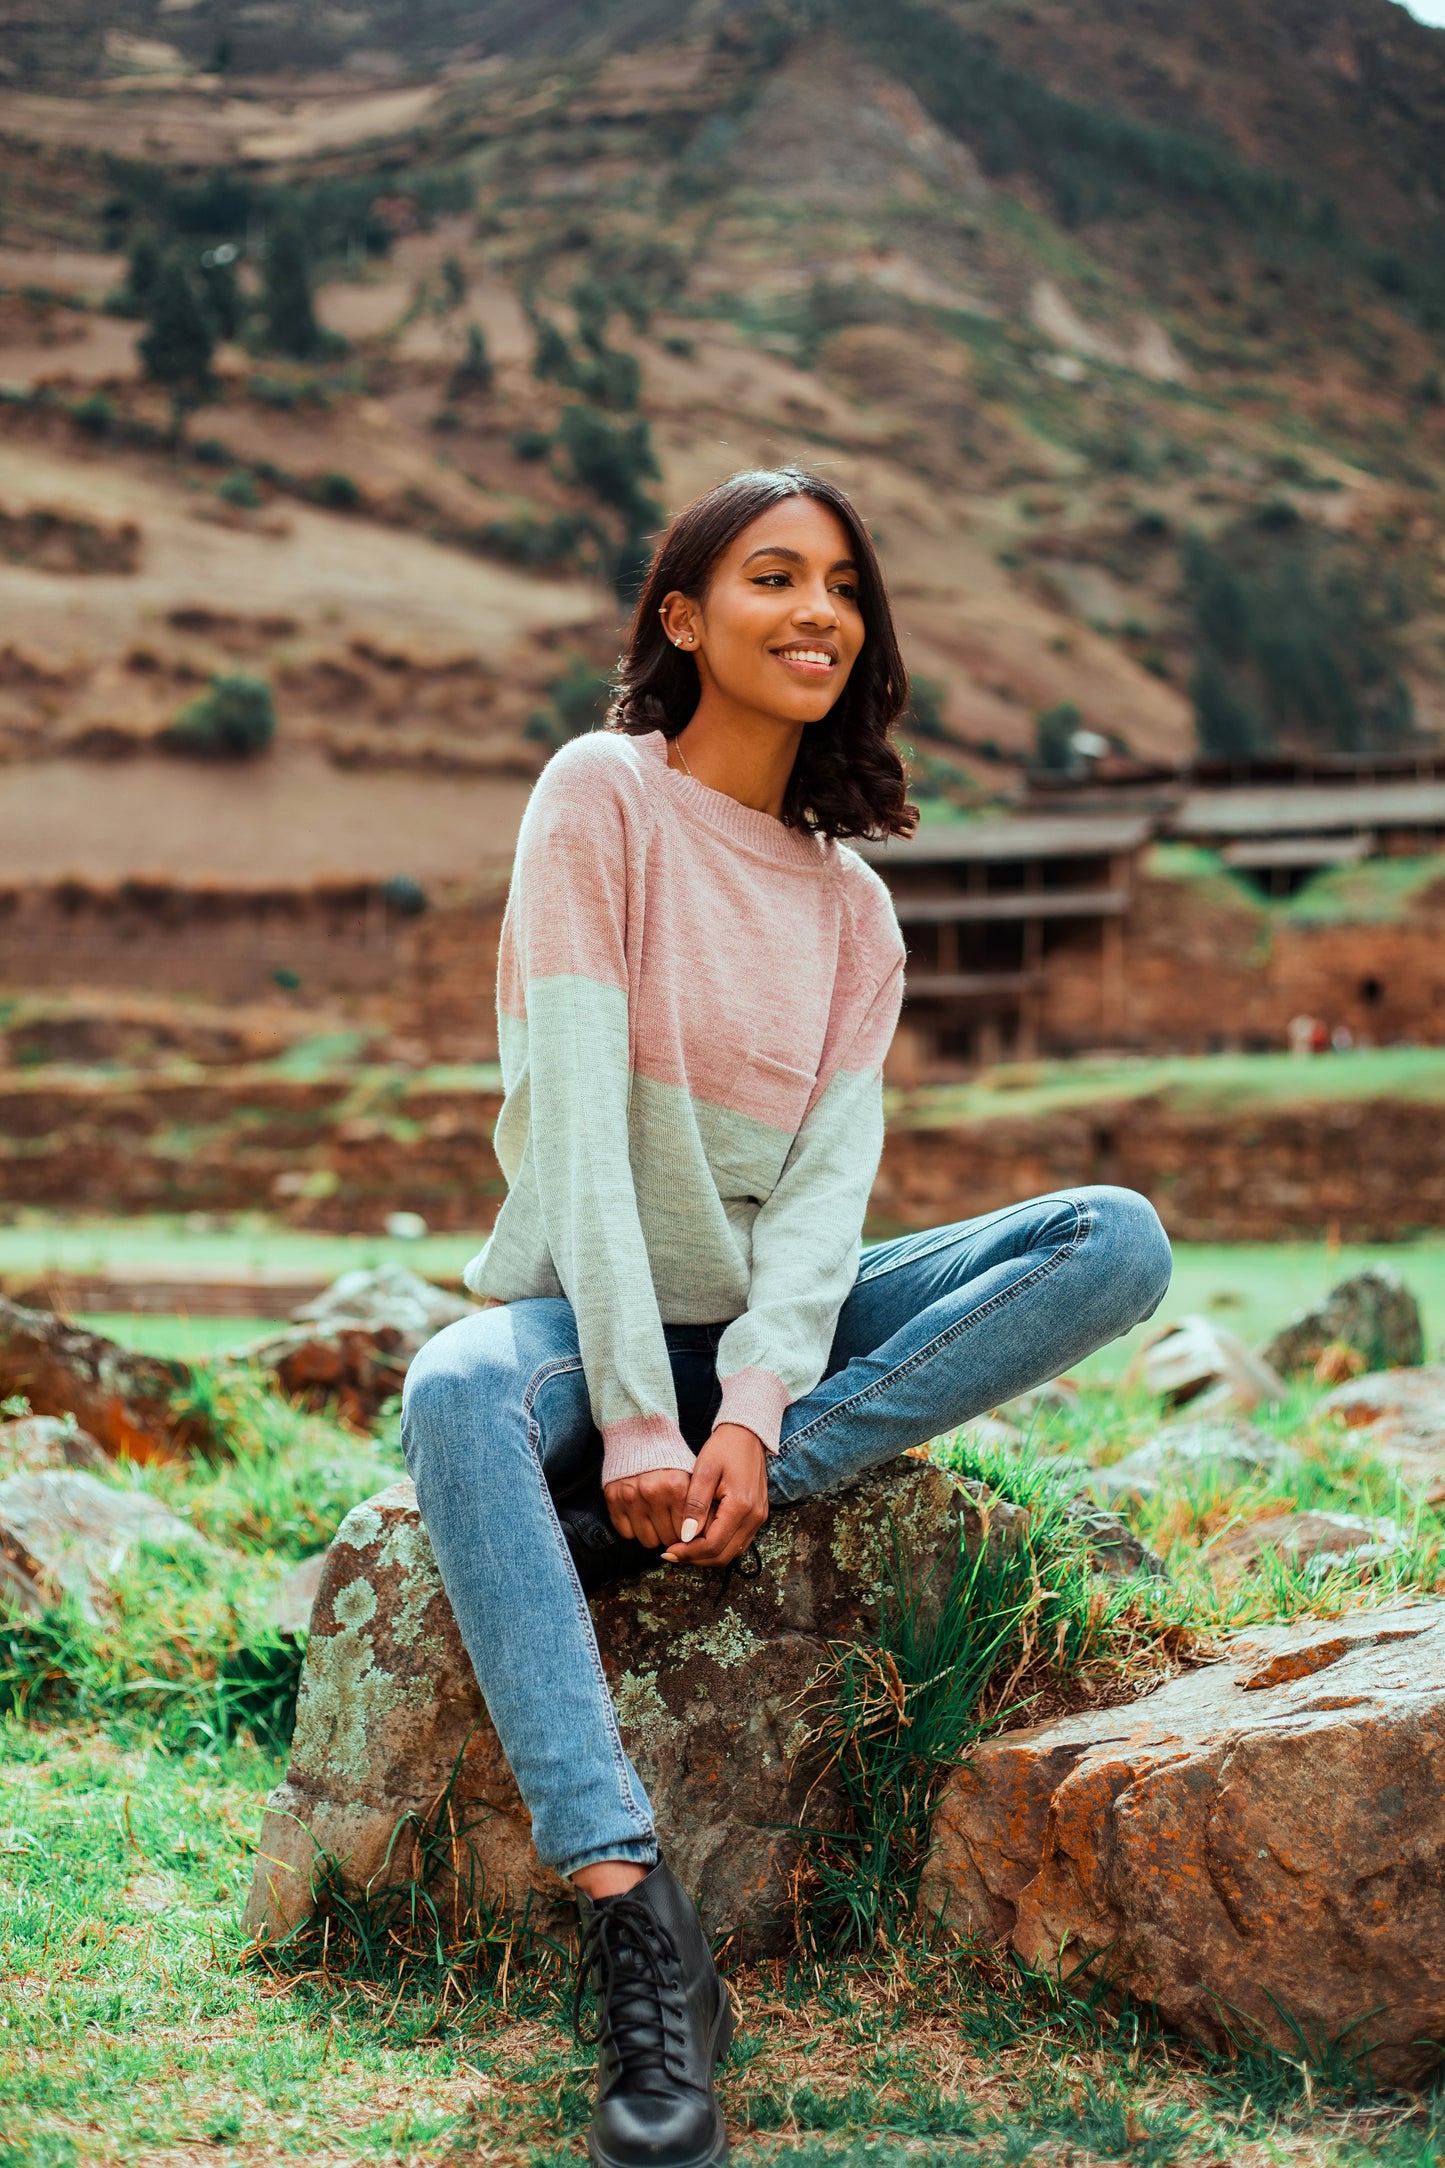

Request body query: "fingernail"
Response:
[680, 1519, 699, 1544]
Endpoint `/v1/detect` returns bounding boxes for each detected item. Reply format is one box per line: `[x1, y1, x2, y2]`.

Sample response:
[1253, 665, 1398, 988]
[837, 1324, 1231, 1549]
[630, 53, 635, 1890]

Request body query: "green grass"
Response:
[1080, 1236, 1445, 1378]
[889, 1047, 1445, 1132]
[0, 1215, 486, 1287]
[75, 1314, 289, 1357]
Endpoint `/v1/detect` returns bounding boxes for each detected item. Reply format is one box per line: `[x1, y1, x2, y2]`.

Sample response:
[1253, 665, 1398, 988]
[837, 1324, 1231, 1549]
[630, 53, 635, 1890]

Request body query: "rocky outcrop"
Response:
[246, 1265, 473, 1423]
[919, 1605, 1445, 2084]
[1318, 1366, 1445, 1502]
[1263, 1267, 1424, 1379]
[244, 1461, 1021, 1955]
[0, 1412, 107, 1473]
[1089, 1418, 1300, 1505]
[0, 1296, 207, 1462]
[0, 1467, 220, 1620]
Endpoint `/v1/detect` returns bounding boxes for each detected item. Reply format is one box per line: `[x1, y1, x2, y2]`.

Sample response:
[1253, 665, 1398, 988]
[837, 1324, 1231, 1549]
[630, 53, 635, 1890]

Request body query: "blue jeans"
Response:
[401, 1186, 1170, 1879]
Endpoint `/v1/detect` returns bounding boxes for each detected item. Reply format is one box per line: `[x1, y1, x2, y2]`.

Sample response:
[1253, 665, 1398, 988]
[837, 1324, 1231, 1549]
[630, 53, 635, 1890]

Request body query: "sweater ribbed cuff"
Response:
[600, 1414, 697, 1487]
[716, 1366, 791, 1454]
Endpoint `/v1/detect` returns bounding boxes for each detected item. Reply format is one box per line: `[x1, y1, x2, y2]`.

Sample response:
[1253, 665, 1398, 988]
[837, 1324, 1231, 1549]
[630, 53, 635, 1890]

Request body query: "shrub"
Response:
[261, 215, 319, 359]
[192, 435, 229, 466]
[509, 426, 551, 461]
[138, 254, 216, 425]
[71, 392, 115, 437]
[557, 403, 659, 523]
[1035, 700, 1082, 771]
[163, 672, 276, 757]
[218, 469, 261, 508]
[449, 321, 493, 396]
[106, 231, 162, 319]
[1182, 523, 1417, 758]
[316, 470, 360, 510]
[381, 874, 428, 916]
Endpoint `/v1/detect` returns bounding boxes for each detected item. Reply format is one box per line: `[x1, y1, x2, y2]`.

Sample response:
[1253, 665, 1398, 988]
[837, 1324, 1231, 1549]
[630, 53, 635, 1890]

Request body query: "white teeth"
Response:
[779, 649, 833, 664]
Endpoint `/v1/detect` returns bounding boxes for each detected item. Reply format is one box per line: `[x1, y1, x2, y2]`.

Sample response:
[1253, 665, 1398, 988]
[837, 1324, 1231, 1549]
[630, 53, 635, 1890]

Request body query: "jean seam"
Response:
[780, 1197, 1093, 1457]
[856, 1196, 1067, 1285]
[522, 1354, 654, 1840]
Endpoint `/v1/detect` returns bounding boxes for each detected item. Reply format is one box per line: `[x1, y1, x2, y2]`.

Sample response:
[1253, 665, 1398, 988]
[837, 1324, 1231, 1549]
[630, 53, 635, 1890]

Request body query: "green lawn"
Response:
[2, 1217, 1436, 1377]
[889, 1046, 1445, 1130]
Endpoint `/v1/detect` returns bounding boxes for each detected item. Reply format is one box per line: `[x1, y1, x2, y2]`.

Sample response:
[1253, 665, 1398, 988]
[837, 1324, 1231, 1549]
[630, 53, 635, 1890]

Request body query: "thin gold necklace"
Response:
[672, 737, 693, 778]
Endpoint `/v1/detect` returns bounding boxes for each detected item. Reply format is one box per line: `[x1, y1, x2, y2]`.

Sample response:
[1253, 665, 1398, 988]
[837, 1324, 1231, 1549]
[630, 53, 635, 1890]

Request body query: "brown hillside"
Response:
[0, 0, 1442, 882]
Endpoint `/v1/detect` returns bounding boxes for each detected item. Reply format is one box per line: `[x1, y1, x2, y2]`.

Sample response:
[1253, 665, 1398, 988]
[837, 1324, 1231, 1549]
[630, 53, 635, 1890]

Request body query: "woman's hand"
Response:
[602, 1425, 770, 1564]
[664, 1423, 770, 1568]
[602, 1466, 691, 1553]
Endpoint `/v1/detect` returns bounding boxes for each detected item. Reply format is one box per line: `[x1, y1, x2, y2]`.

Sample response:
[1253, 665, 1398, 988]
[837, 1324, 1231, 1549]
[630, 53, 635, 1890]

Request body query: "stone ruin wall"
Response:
[3, 872, 1444, 1064]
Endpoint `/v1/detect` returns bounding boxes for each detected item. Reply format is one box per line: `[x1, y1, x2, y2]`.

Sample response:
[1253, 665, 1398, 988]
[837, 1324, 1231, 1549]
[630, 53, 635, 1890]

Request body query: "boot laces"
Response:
[574, 1895, 686, 2083]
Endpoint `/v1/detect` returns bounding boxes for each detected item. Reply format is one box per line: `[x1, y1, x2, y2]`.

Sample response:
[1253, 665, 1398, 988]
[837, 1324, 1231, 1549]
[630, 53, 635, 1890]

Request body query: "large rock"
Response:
[0, 1468, 220, 1620]
[245, 1461, 1021, 1954]
[1088, 1417, 1300, 1505]
[919, 1605, 1445, 2084]
[0, 1296, 209, 1462]
[1263, 1267, 1425, 1378]
[246, 1266, 473, 1424]
[1318, 1365, 1445, 1501]
[1125, 1317, 1286, 1417]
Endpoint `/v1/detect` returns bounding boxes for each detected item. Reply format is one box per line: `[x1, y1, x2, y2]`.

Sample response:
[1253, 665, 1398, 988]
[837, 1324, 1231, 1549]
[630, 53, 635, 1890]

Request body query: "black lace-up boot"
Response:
[574, 1861, 733, 2168]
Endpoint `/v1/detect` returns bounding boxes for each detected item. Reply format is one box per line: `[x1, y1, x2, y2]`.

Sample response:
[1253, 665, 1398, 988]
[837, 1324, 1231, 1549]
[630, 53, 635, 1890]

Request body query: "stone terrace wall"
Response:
[1037, 873, 1445, 1055]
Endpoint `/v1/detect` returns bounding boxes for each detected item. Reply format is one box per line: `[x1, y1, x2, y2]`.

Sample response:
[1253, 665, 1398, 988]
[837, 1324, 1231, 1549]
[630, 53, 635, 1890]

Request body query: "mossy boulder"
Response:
[244, 1461, 1019, 1954]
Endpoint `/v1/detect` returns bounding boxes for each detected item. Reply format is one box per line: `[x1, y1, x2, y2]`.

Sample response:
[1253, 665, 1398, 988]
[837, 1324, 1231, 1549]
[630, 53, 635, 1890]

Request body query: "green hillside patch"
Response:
[887, 1047, 1445, 1131]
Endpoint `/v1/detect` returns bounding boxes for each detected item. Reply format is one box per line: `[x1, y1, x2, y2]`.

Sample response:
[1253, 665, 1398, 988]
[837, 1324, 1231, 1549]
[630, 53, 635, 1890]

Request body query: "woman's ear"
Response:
[658, 592, 699, 650]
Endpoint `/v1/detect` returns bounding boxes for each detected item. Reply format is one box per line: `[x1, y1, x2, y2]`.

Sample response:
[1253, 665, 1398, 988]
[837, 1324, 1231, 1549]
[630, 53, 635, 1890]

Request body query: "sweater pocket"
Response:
[706, 1050, 816, 1203]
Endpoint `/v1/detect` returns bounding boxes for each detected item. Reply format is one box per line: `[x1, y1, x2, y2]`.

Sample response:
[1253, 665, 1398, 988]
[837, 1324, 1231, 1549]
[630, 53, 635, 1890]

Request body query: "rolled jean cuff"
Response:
[554, 1834, 659, 1881]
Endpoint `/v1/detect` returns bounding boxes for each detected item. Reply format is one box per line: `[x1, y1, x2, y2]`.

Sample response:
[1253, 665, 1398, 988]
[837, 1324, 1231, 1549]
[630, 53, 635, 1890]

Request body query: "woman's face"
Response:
[662, 495, 866, 727]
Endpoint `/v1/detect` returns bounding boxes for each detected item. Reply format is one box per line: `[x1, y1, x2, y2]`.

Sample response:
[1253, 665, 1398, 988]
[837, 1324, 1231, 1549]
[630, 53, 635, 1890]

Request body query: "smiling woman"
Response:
[398, 464, 1172, 2168]
[613, 465, 917, 841]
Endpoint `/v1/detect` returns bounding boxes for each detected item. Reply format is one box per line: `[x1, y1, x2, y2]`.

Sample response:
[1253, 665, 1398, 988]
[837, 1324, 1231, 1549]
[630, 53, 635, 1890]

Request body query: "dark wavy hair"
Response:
[610, 466, 917, 841]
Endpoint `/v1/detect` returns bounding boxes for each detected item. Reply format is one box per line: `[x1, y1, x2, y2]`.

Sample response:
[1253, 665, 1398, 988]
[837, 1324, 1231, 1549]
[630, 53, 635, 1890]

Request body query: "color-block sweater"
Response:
[463, 728, 905, 1484]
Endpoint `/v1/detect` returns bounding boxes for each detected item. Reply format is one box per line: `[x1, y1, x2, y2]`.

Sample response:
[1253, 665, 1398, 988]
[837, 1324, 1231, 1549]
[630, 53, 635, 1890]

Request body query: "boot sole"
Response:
[587, 1990, 735, 2168]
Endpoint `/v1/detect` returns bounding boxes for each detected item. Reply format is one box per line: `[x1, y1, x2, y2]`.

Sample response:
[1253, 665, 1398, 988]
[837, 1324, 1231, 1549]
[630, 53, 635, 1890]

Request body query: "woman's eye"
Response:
[752, 573, 790, 588]
[832, 581, 859, 600]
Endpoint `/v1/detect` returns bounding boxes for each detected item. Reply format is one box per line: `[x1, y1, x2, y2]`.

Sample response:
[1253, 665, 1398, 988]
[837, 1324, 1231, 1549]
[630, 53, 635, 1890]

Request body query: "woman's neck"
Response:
[667, 706, 804, 819]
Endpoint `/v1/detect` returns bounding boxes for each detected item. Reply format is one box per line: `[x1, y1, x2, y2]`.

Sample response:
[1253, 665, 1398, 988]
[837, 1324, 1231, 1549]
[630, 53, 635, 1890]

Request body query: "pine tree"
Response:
[139, 256, 216, 440]
[262, 216, 319, 359]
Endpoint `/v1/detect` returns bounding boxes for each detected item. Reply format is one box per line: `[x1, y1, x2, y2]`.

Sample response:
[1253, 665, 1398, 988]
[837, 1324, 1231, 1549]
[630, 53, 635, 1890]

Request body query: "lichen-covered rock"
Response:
[0, 1297, 209, 1462]
[245, 1266, 473, 1423]
[245, 1460, 1015, 1954]
[1263, 1267, 1424, 1378]
[919, 1605, 1445, 2084]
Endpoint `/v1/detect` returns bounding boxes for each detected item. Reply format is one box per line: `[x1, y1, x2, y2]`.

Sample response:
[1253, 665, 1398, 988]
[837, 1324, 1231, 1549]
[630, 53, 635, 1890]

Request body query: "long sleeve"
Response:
[481, 743, 695, 1484]
[713, 865, 904, 1450]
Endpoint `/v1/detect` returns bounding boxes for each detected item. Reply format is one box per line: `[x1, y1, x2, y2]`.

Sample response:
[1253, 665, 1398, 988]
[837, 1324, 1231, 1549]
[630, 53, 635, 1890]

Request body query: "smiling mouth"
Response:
[773, 646, 837, 672]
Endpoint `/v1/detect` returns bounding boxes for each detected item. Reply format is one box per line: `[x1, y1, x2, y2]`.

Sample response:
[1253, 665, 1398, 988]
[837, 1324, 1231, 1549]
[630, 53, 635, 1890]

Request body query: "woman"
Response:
[403, 466, 1171, 2168]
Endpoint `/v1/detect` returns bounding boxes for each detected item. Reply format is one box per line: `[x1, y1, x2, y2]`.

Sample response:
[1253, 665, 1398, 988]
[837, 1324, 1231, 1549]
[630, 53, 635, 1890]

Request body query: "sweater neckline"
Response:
[636, 730, 827, 870]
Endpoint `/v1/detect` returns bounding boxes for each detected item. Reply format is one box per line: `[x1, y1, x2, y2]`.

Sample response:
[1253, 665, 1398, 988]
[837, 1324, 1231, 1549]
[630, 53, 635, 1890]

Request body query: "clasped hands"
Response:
[603, 1421, 769, 1569]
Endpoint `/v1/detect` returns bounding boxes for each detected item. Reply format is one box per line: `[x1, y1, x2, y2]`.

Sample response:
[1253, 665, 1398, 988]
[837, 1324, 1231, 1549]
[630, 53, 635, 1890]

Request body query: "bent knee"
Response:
[401, 1315, 515, 1449]
[1080, 1184, 1172, 1320]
